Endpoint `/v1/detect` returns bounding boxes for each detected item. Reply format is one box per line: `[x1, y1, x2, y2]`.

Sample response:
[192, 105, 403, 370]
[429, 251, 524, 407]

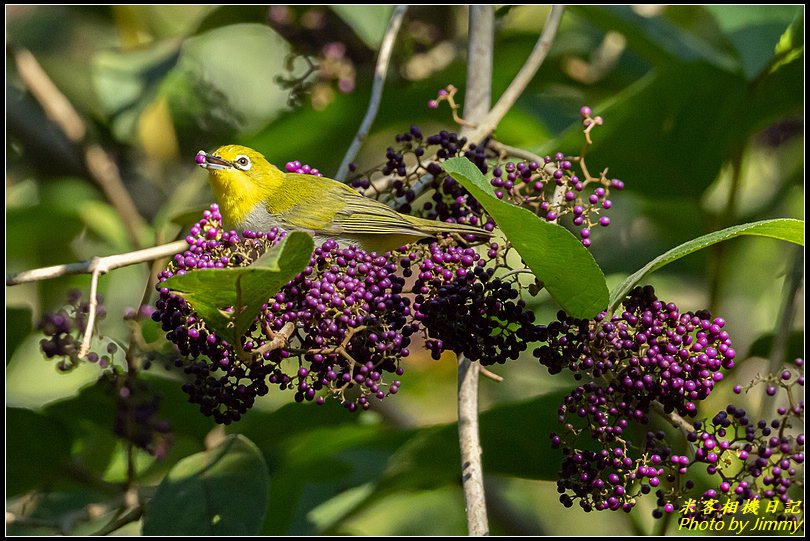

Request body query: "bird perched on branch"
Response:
[197, 144, 491, 252]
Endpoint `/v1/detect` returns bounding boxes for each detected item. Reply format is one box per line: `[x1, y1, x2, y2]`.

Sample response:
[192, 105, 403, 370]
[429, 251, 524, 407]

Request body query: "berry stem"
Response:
[245, 321, 296, 362]
[651, 400, 695, 434]
[479, 366, 504, 382]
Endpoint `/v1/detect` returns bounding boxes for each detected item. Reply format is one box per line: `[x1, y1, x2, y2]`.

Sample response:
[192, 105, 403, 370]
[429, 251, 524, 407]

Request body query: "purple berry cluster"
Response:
[154, 187, 547, 422]
[286, 160, 323, 176]
[488, 107, 621, 247]
[654, 359, 805, 520]
[37, 290, 110, 371]
[37, 292, 172, 458]
[489, 150, 623, 247]
[268, 7, 358, 107]
[555, 444, 663, 512]
[542, 286, 804, 519]
[406, 241, 541, 364]
[543, 285, 739, 513]
[258, 238, 411, 411]
[153, 204, 415, 422]
[154, 207, 285, 423]
[537, 285, 735, 417]
[111, 377, 172, 459]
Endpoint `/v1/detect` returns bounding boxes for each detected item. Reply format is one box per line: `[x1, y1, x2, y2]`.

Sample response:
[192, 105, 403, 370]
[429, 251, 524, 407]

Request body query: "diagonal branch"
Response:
[12, 46, 149, 248]
[335, 5, 409, 181]
[463, 5, 565, 145]
[373, 6, 565, 208]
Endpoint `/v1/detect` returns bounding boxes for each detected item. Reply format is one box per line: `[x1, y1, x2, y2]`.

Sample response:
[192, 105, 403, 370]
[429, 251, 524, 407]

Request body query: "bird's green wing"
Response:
[278, 174, 428, 237]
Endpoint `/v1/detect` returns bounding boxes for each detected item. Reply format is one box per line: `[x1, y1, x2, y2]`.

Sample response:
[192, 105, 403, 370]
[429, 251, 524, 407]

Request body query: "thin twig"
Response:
[651, 401, 695, 434]
[335, 5, 408, 181]
[12, 46, 149, 248]
[489, 140, 544, 163]
[464, 5, 565, 145]
[91, 505, 144, 536]
[78, 263, 103, 357]
[6, 240, 188, 286]
[479, 366, 504, 382]
[10, 241, 187, 357]
[248, 321, 297, 360]
[370, 7, 565, 210]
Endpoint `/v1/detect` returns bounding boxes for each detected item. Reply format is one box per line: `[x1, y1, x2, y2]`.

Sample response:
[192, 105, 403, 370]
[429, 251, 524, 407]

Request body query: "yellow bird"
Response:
[196, 144, 491, 253]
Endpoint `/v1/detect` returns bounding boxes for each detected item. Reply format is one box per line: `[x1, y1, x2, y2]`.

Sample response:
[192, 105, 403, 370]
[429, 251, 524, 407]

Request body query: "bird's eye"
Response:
[234, 155, 252, 170]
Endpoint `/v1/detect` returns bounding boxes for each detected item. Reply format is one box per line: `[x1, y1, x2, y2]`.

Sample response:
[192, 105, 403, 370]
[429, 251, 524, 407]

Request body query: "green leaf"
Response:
[330, 6, 394, 49]
[747, 330, 805, 362]
[142, 434, 269, 535]
[571, 5, 738, 70]
[705, 5, 800, 79]
[542, 62, 749, 200]
[161, 231, 314, 342]
[77, 199, 133, 251]
[6, 335, 102, 410]
[609, 218, 804, 310]
[194, 5, 270, 35]
[282, 391, 569, 533]
[744, 50, 803, 136]
[160, 23, 295, 151]
[442, 158, 608, 319]
[6, 408, 73, 496]
[6, 306, 32, 365]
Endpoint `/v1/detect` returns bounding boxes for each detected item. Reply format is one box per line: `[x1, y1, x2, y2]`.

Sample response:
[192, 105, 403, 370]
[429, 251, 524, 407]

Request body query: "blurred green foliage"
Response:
[5, 5, 803, 536]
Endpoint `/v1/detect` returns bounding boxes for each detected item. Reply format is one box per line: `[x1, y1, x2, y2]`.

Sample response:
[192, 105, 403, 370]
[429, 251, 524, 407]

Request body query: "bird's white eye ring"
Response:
[234, 155, 252, 170]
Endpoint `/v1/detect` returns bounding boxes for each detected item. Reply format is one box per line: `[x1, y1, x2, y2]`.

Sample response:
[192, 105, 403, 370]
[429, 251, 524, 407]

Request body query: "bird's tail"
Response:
[406, 214, 493, 239]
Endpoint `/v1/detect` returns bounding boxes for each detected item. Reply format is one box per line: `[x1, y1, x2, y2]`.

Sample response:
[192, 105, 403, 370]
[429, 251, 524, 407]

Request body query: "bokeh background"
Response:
[6, 5, 804, 535]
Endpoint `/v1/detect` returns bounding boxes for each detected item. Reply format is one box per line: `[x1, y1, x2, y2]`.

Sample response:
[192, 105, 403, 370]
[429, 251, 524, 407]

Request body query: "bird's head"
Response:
[196, 144, 284, 226]
[196, 144, 283, 189]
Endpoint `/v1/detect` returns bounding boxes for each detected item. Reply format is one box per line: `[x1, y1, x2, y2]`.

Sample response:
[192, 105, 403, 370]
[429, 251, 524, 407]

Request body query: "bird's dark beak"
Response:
[196, 151, 232, 171]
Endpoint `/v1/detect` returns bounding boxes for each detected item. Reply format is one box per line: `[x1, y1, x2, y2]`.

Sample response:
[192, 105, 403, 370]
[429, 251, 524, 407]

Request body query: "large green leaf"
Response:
[6, 335, 102, 410]
[6, 408, 73, 496]
[609, 218, 804, 310]
[542, 62, 749, 200]
[227, 401, 405, 534]
[273, 390, 570, 533]
[744, 50, 803, 137]
[161, 231, 314, 343]
[442, 157, 608, 319]
[160, 22, 296, 152]
[142, 434, 269, 535]
[571, 5, 738, 70]
[6, 306, 32, 365]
